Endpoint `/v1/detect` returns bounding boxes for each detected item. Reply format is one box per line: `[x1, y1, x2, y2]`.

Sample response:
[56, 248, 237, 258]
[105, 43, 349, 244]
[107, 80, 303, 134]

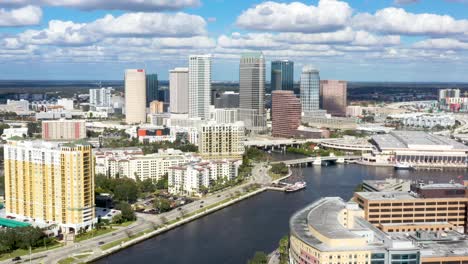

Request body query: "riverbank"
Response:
[84, 186, 268, 263]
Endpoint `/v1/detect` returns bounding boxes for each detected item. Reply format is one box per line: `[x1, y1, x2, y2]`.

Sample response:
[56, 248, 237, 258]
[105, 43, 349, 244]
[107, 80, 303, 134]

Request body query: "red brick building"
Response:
[272, 90, 301, 138]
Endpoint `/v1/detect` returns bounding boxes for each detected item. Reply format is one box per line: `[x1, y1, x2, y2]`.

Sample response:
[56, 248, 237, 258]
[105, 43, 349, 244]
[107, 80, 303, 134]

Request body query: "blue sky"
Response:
[0, 0, 468, 82]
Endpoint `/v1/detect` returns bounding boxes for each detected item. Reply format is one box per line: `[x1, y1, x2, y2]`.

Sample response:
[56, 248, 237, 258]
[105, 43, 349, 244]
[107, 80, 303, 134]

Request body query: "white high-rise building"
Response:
[188, 55, 211, 120]
[90, 87, 113, 109]
[239, 52, 266, 132]
[169, 67, 189, 114]
[125, 69, 147, 124]
[300, 66, 320, 114]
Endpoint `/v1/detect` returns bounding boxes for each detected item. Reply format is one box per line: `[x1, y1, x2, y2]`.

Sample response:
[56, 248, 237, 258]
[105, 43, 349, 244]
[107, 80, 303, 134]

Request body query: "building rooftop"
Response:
[355, 191, 417, 201]
[372, 131, 468, 151]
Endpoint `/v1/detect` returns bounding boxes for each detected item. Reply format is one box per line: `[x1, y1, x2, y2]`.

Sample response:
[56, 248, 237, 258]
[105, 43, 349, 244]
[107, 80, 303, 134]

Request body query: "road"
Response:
[0, 163, 271, 264]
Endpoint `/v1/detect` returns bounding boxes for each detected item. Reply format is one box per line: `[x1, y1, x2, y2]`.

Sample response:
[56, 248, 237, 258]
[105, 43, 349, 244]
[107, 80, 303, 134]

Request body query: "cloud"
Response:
[0, 0, 200, 11]
[352, 7, 468, 36]
[413, 38, 468, 50]
[0, 5, 42, 26]
[18, 12, 207, 46]
[236, 0, 352, 33]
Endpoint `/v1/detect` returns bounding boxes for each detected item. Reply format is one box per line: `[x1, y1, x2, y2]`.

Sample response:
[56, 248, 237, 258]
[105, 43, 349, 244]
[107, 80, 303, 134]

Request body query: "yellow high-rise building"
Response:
[4, 139, 96, 233]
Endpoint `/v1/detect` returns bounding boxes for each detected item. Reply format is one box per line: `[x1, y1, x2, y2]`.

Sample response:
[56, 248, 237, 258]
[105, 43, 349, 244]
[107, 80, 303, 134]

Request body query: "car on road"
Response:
[98, 241, 105, 245]
[12, 256, 21, 261]
[200, 201, 204, 203]
[200, 205, 204, 208]
[217, 194, 221, 197]
[177, 207, 182, 211]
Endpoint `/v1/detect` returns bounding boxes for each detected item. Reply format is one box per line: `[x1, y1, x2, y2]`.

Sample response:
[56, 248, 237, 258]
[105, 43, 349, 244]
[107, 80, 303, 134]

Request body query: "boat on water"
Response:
[394, 162, 414, 170]
[284, 181, 307, 193]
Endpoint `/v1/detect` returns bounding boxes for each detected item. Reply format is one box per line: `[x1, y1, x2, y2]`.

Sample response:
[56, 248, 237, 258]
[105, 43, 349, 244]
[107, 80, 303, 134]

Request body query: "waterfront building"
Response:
[146, 73, 158, 107]
[361, 179, 411, 192]
[271, 60, 294, 91]
[320, 80, 347, 116]
[272, 90, 301, 138]
[89, 87, 113, 111]
[169, 67, 189, 114]
[290, 196, 468, 264]
[94, 148, 191, 181]
[199, 121, 245, 160]
[189, 55, 211, 120]
[354, 181, 468, 233]
[4, 140, 96, 233]
[42, 119, 87, 140]
[300, 66, 320, 115]
[149, 100, 165, 114]
[239, 53, 266, 132]
[168, 159, 241, 196]
[125, 69, 147, 124]
[289, 197, 420, 264]
[214, 91, 239, 109]
[369, 131, 468, 167]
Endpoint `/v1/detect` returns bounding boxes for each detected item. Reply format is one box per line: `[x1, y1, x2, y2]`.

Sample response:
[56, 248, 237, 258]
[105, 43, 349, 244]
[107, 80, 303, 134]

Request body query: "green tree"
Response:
[270, 163, 289, 175]
[115, 202, 136, 222]
[155, 175, 168, 190]
[113, 178, 138, 203]
[247, 251, 268, 264]
[0, 123, 10, 135]
[278, 235, 289, 264]
[137, 178, 157, 193]
[27, 122, 41, 137]
[153, 197, 171, 213]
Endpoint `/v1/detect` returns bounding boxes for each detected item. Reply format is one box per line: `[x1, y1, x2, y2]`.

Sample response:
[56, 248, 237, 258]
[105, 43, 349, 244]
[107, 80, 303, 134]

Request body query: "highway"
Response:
[0, 164, 272, 264]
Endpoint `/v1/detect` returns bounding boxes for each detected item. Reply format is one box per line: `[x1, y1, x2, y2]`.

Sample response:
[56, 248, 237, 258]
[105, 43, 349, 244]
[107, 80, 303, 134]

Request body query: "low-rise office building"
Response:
[354, 182, 468, 234]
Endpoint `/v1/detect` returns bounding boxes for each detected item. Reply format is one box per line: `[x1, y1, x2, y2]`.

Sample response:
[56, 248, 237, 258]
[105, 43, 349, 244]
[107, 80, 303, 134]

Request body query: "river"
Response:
[95, 154, 467, 264]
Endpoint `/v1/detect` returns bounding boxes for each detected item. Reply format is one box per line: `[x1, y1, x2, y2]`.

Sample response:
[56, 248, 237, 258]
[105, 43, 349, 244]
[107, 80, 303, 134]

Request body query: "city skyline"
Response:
[0, 1, 468, 81]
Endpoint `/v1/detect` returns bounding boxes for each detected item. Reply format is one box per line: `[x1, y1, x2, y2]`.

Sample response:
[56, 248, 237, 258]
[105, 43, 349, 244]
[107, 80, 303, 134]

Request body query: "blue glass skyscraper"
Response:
[300, 66, 320, 113]
[271, 60, 294, 91]
[146, 73, 158, 106]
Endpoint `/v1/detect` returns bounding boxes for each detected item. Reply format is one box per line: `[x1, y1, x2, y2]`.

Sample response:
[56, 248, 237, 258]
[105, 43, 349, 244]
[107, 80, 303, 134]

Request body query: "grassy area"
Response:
[112, 220, 136, 227]
[100, 229, 151, 251]
[0, 242, 62, 261]
[74, 227, 115, 242]
[268, 169, 287, 181]
[58, 257, 76, 264]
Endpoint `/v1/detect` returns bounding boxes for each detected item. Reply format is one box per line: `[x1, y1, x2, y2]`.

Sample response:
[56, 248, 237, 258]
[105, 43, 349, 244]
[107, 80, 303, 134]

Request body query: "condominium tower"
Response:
[300, 66, 320, 114]
[199, 122, 245, 160]
[320, 80, 347, 116]
[189, 55, 211, 120]
[125, 69, 147, 124]
[239, 52, 266, 132]
[4, 140, 95, 233]
[42, 119, 87, 140]
[271, 60, 294, 91]
[169, 67, 189, 114]
[272, 90, 301, 138]
[89, 87, 113, 109]
[146, 73, 158, 107]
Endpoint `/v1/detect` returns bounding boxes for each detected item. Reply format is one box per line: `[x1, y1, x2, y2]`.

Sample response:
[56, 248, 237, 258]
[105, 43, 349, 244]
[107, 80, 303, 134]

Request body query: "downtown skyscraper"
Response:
[300, 66, 320, 114]
[239, 52, 266, 132]
[188, 55, 211, 120]
[271, 60, 294, 91]
[169, 67, 189, 114]
[146, 73, 158, 107]
[125, 69, 147, 124]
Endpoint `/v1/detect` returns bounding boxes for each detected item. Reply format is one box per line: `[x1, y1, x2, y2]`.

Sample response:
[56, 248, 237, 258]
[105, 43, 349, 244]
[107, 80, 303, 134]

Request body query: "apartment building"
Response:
[4, 140, 95, 233]
[168, 159, 241, 196]
[198, 122, 245, 160]
[42, 119, 87, 140]
[94, 148, 192, 181]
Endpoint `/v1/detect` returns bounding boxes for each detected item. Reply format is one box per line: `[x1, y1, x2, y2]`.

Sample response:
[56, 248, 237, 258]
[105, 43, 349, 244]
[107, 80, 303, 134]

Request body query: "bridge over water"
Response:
[271, 155, 362, 166]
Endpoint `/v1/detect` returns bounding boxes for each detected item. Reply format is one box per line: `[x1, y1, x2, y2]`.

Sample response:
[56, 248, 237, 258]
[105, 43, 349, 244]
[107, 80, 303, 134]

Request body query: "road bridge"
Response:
[271, 155, 362, 166]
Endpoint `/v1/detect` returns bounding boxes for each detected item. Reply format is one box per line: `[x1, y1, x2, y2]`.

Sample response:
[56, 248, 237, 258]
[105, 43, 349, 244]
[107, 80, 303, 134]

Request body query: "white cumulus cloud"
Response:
[236, 0, 352, 33]
[0, 5, 42, 26]
[413, 38, 468, 50]
[352, 7, 468, 36]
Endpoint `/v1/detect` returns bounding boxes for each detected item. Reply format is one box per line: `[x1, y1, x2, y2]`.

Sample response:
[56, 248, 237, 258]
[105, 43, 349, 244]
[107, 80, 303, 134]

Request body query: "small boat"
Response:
[394, 162, 414, 170]
[284, 181, 307, 193]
